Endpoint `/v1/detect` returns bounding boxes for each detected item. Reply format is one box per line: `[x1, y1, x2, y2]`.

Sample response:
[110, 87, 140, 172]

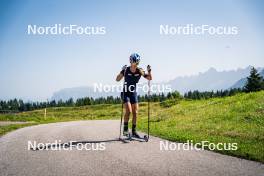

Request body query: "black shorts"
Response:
[121, 92, 138, 104]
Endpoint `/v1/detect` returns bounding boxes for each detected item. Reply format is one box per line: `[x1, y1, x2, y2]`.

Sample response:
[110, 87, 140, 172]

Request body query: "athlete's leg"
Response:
[131, 103, 140, 137]
[131, 103, 138, 125]
[124, 102, 132, 123]
[130, 92, 140, 136]
[123, 102, 132, 135]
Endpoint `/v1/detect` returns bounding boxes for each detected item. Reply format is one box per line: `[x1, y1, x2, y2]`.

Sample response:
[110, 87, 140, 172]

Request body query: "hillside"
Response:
[0, 91, 264, 162]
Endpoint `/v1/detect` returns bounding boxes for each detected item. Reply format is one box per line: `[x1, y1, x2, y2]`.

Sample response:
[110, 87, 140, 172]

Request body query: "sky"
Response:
[0, 0, 263, 101]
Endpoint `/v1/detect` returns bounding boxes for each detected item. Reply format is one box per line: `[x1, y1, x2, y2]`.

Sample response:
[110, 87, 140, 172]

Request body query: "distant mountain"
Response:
[51, 66, 263, 100]
[51, 83, 150, 101]
[167, 66, 263, 94]
[230, 68, 264, 89]
[51, 86, 119, 101]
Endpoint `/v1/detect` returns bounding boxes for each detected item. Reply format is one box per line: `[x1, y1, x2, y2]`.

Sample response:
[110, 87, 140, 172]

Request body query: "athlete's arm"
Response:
[145, 71, 152, 80]
[116, 73, 123, 82]
[139, 65, 152, 80]
[116, 65, 126, 82]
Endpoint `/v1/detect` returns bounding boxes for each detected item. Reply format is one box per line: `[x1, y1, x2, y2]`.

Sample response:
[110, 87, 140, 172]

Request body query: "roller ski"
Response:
[129, 131, 148, 142]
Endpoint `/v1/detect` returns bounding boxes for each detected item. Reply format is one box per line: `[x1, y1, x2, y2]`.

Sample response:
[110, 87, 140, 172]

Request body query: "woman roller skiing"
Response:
[116, 53, 152, 138]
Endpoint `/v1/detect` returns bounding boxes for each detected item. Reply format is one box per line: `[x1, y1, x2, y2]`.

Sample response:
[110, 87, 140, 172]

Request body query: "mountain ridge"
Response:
[51, 66, 264, 101]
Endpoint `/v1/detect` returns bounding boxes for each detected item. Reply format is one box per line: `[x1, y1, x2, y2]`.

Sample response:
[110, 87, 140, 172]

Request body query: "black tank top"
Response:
[121, 66, 146, 93]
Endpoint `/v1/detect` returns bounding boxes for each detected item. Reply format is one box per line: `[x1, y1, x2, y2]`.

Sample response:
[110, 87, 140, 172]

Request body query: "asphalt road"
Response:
[0, 120, 263, 176]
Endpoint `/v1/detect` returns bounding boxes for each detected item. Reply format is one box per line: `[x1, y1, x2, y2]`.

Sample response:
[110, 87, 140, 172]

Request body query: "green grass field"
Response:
[0, 91, 264, 163]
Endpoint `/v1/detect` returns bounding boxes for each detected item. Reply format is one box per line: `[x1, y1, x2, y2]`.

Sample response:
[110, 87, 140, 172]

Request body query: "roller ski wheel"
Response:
[143, 135, 148, 142]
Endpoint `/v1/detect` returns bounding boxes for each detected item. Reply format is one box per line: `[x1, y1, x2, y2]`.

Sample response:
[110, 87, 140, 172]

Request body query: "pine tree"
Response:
[244, 67, 263, 92]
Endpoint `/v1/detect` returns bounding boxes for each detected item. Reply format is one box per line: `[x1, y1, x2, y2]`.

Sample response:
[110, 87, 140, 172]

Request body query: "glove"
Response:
[122, 65, 127, 71]
[147, 65, 151, 72]
[120, 65, 127, 75]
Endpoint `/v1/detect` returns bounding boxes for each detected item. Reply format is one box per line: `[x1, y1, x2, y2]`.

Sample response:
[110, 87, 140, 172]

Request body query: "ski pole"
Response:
[147, 79, 150, 140]
[119, 67, 127, 139]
